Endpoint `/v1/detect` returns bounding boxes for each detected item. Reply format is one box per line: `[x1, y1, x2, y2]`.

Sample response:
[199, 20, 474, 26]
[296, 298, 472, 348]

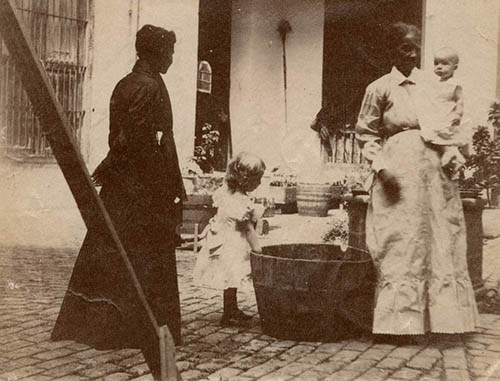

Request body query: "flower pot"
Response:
[462, 197, 486, 292]
[460, 188, 481, 199]
[296, 183, 332, 217]
[267, 185, 297, 214]
[329, 185, 343, 209]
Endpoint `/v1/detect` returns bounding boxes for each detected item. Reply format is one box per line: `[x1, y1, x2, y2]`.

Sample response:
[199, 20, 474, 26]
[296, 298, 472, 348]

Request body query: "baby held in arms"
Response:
[419, 47, 468, 180]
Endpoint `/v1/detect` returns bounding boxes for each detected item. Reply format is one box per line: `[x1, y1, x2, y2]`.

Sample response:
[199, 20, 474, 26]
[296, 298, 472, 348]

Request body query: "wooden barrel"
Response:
[296, 183, 332, 217]
[251, 244, 375, 341]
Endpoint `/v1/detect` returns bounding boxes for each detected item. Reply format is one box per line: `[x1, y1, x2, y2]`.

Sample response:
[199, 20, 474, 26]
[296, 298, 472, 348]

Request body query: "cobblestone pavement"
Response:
[1, 213, 500, 381]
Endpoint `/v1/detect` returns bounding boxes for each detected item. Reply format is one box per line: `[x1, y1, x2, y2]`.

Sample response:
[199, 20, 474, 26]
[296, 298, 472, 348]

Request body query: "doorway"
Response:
[321, 0, 423, 162]
[195, 0, 232, 172]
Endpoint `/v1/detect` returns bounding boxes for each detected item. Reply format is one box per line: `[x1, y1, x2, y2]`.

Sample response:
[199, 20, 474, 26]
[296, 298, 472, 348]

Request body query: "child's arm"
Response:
[452, 85, 464, 124]
[244, 220, 262, 253]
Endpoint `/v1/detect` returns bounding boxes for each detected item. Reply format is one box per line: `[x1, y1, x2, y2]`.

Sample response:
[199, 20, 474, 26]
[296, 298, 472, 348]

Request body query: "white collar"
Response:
[390, 66, 422, 86]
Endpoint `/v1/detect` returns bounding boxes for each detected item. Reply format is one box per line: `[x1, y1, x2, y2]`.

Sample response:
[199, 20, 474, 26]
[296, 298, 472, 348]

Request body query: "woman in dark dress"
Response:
[51, 25, 186, 375]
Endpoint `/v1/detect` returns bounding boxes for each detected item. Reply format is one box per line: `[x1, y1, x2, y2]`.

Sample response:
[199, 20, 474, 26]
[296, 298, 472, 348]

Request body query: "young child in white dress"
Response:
[193, 152, 266, 327]
[419, 47, 467, 179]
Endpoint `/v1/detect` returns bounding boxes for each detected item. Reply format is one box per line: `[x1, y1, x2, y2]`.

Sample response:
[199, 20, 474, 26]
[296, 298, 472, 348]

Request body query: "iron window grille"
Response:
[0, 0, 90, 160]
[197, 60, 212, 94]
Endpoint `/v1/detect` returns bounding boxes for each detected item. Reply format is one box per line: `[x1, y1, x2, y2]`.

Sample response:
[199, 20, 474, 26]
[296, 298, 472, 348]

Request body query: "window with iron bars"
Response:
[0, 0, 90, 160]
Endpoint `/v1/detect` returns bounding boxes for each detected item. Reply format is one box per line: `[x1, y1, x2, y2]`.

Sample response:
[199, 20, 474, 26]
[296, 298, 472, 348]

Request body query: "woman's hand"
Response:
[319, 126, 330, 141]
[378, 169, 400, 203]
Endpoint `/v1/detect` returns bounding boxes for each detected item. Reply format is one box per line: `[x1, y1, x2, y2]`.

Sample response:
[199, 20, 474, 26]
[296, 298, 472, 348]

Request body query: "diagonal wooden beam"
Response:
[0, 1, 179, 380]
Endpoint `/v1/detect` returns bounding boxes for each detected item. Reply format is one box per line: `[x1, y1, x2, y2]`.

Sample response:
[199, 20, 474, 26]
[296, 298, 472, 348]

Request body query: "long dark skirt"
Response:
[51, 176, 181, 375]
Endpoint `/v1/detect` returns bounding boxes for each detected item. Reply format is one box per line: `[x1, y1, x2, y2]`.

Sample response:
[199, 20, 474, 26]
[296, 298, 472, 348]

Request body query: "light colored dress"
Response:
[356, 67, 479, 335]
[417, 76, 465, 146]
[193, 184, 261, 291]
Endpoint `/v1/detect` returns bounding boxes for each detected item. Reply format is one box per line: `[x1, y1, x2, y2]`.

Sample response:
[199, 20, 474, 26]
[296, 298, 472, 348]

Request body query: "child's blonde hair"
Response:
[226, 152, 266, 193]
[434, 46, 459, 65]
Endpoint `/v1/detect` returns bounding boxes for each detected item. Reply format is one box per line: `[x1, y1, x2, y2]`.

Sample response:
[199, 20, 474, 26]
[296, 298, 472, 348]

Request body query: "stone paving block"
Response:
[468, 348, 499, 358]
[37, 340, 74, 350]
[471, 335, 498, 346]
[387, 346, 421, 359]
[129, 375, 154, 381]
[329, 349, 361, 363]
[181, 369, 204, 381]
[176, 361, 194, 372]
[79, 363, 123, 379]
[343, 359, 377, 372]
[0, 334, 21, 345]
[255, 369, 293, 381]
[80, 351, 127, 367]
[296, 352, 332, 365]
[342, 341, 372, 352]
[103, 372, 132, 381]
[231, 332, 261, 344]
[371, 343, 397, 351]
[0, 355, 41, 373]
[64, 342, 91, 351]
[0, 327, 23, 337]
[240, 339, 272, 352]
[222, 376, 253, 381]
[37, 356, 79, 370]
[198, 326, 221, 337]
[257, 344, 288, 357]
[240, 358, 289, 378]
[376, 357, 406, 370]
[323, 370, 360, 381]
[443, 346, 466, 357]
[0, 339, 33, 352]
[0, 365, 44, 380]
[389, 367, 422, 380]
[443, 355, 468, 369]
[22, 375, 53, 381]
[2, 345, 46, 360]
[118, 353, 146, 369]
[445, 369, 472, 381]
[207, 366, 242, 380]
[186, 320, 211, 330]
[128, 363, 150, 378]
[50, 375, 88, 381]
[313, 361, 344, 374]
[33, 348, 75, 361]
[23, 331, 52, 343]
[359, 348, 389, 361]
[418, 348, 442, 358]
[204, 332, 231, 346]
[197, 358, 231, 373]
[315, 342, 345, 354]
[231, 355, 270, 371]
[40, 362, 87, 378]
[218, 350, 252, 364]
[279, 362, 314, 376]
[406, 355, 438, 370]
[359, 367, 391, 381]
[292, 369, 328, 381]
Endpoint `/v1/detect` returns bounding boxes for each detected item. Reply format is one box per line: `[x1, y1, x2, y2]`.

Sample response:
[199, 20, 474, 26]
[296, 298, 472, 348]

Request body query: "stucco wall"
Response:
[423, 0, 500, 129]
[230, 0, 325, 174]
[0, 0, 199, 249]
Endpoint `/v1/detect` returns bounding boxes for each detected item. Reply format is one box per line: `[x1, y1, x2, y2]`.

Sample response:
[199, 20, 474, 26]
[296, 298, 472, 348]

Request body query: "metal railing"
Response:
[323, 126, 365, 164]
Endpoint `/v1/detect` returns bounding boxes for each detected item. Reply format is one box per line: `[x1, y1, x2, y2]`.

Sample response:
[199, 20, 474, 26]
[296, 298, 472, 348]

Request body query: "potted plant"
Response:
[459, 125, 500, 203]
[181, 124, 223, 234]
